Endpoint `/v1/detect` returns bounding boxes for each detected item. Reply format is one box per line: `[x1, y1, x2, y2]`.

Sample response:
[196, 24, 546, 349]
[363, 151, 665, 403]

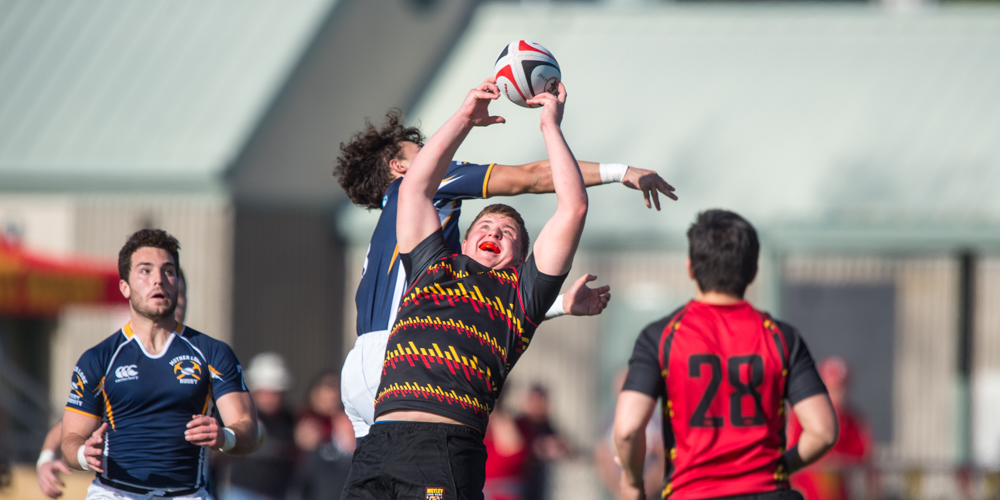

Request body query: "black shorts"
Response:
[703, 491, 805, 500]
[340, 421, 487, 500]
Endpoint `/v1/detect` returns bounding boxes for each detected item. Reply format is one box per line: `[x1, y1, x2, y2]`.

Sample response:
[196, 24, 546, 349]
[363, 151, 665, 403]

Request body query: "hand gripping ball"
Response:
[494, 40, 561, 108]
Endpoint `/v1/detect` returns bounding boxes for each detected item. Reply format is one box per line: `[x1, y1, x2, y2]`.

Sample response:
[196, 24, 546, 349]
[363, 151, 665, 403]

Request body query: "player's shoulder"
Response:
[641, 304, 689, 336]
[179, 326, 224, 347]
[80, 328, 131, 361]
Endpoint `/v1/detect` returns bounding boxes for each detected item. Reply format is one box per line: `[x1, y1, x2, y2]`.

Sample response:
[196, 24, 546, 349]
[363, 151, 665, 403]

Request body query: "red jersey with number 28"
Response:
[623, 300, 826, 500]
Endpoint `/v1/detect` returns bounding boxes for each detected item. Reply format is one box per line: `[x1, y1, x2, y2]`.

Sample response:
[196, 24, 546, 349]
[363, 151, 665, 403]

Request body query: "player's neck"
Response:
[693, 290, 744, 306]
[127, 312, 178, 355]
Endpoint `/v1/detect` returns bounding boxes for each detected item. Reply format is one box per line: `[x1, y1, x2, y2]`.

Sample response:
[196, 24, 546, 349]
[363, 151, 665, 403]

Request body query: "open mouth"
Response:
[479, 241, 500, 254]
[151, 292, 166, 299]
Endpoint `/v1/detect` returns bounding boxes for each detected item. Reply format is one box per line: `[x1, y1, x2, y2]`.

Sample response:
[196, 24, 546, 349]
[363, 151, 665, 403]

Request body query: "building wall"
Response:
[784, 255, 961, 463]
[231, 207, 345, 406]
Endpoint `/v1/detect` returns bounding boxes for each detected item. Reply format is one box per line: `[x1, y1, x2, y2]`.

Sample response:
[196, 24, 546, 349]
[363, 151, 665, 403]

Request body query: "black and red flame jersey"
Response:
[623, 300, 826, 500]
[374, 229, 565, 431]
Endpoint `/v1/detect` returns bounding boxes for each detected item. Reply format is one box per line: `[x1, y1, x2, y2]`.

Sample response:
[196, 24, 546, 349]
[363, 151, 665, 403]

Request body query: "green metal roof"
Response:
[371, 3, 1000, 251]
[0, 0, 336, 191]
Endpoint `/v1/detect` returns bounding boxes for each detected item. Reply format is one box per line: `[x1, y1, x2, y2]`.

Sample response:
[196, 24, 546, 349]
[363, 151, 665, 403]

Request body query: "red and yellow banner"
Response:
[0, 237, 126, 316]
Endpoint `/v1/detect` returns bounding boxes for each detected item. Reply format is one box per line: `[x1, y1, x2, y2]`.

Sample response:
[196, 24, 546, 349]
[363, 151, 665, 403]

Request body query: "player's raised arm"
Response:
[397, 78, 505, 253]
[529, 82, 587, 276]
[487, 161, 676, 210]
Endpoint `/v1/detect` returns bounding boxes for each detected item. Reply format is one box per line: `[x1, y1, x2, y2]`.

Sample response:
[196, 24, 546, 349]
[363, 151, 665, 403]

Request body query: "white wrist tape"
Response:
[37, 449, 57, 468]
[219, 428, 236, 452]
[77, 445, 90, 471]
[599, 163, 629, 184]
[545, 294, 566, 319]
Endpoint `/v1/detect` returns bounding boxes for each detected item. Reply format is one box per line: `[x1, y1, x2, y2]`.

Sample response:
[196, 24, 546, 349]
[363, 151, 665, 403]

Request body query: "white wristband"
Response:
[219, 428, 236, 452]
[545, 294, 566, 319]
[37, 449, 57, 468]
[599, 163, 629, 184]
[77, 445, 90, 471]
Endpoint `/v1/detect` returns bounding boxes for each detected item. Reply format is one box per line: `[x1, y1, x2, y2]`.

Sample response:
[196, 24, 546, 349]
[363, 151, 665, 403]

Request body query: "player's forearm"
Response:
[59, 434, 87, 470]
[542, 123, 587, 212]
[613, 428, 647, 489]
[222, 417, 259, 456]
[786, 426, 837, 473]
[404, 113, 474, 200]
[40, 421, 63, 457]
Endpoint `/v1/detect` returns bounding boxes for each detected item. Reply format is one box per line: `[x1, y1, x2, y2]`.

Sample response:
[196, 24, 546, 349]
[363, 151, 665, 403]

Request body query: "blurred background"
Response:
[0, 0, 998, 499]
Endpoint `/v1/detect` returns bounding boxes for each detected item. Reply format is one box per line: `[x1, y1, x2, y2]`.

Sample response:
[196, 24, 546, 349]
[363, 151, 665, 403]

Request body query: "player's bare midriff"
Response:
[375, 410, 482, 433]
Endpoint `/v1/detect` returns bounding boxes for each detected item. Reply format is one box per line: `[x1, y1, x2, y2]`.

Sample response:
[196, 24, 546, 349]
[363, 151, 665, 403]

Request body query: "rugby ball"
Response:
[494, 40, 561, 108]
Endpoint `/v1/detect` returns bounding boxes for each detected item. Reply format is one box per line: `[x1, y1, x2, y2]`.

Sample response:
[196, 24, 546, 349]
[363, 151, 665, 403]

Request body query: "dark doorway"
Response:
[781, 284, 894, 443]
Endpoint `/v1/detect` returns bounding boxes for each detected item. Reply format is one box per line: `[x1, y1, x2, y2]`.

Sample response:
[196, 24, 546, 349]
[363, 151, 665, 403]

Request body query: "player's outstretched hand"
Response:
[526, 82, 566, 129]
[458, 77, 505, 128]
[83, 423, 107, 473]
[621, 167, 677, 210]
[185, 415, 222, 448]
[564, 274, 610, 316]
[37, 459, 72, 498]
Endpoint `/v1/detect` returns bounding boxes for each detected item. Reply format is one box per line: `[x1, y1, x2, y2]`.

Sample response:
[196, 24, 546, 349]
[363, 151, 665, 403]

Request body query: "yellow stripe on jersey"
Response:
[387, 245, 399, 275]
[482, 163, 496, 198]
[123, 323, 134, 338]
[440, 201, 459, 230]
[101, 380, 116, 430]
[65, 407, 101, 420]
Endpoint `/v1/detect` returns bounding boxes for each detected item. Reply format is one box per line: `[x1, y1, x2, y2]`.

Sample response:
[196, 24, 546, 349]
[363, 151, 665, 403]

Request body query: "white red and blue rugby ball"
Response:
[493, 40, 561, 109]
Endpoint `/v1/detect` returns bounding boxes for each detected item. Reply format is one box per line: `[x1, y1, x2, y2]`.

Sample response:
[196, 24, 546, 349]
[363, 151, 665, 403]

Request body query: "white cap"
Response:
[246, 352, 291, 392]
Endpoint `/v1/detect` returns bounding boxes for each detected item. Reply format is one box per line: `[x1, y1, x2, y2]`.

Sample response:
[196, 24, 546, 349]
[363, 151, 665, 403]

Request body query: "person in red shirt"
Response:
[613, 210, 839, 500]
[788, 357, 873, 500]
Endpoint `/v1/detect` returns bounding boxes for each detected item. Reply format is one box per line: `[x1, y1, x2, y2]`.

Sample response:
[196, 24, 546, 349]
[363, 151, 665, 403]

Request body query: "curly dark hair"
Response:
[334, 109, 425, 209]
[118, 229, 181, 282]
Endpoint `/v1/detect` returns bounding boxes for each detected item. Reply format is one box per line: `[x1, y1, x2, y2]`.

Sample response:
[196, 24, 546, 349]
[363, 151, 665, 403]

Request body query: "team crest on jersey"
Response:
[114, 364, 139, 383]
[425, 487, 444, 500]
[173, 360, 202, 385]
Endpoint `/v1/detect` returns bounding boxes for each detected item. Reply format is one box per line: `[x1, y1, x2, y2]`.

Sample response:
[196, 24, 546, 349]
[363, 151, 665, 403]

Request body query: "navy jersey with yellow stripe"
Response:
[354, 161, 494, 336]
[66, 323, 246, 490]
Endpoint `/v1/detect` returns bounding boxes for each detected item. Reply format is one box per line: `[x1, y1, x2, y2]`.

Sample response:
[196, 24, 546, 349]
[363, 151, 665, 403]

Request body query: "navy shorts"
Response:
[340, 421, 486, 500]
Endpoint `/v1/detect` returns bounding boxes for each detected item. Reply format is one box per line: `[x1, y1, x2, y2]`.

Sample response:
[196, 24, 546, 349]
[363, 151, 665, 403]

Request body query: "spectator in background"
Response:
[218, 352, 297, 500]
[290, 372, 355, 500]
[294, 372, 341, 452]
[516, 385, 571, 500]
[484, 397, 532, 500]
[594, 369, 664, 500]
[789, 356, 873, 500]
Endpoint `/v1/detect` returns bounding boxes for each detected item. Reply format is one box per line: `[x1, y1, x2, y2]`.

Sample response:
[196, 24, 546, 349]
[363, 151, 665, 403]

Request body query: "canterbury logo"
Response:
[114, 365, 138, 380]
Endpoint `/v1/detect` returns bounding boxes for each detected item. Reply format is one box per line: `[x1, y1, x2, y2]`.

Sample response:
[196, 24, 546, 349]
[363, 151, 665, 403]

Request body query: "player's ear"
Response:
[685, 258, 695, 281]
[388, 157, 408, 176]
[119, 279, 131, 299]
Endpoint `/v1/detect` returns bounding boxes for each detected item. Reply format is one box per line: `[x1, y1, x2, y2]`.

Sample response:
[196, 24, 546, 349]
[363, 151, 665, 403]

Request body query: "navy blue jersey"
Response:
[354, 161, 494, 336]
[66, 323, 247, 490]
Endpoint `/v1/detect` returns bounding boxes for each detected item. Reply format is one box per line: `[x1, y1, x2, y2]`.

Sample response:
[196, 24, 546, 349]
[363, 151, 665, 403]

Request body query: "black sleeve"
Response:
[777, 320, 828, 405]
[400, 229, 451, 282]
[516, 254, 568, 325]
[621, 316, 672, 400]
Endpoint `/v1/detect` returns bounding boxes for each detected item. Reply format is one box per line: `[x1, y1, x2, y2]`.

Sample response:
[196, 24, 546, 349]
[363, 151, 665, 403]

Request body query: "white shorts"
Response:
[86, 480, 212, 500]
[341, 330, 390, 438]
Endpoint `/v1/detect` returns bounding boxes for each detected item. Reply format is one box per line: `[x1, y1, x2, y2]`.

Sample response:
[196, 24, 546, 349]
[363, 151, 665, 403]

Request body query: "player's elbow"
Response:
[817, 417, 839, 450]
[612, 421, 643, 454]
